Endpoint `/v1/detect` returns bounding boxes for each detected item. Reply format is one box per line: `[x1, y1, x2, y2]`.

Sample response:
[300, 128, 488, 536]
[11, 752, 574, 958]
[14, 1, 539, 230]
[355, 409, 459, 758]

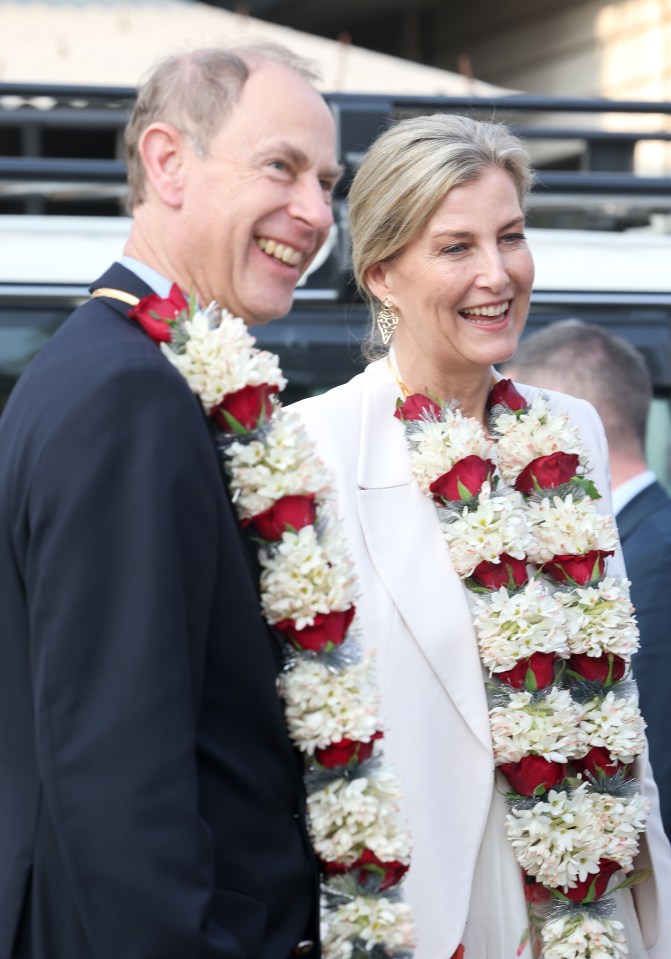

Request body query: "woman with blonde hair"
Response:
[293, 113, 671, 958]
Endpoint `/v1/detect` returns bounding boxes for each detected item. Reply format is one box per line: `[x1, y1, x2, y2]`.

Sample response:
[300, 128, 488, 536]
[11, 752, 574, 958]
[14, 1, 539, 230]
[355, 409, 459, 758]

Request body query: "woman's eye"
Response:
[440, 244, 467, 255]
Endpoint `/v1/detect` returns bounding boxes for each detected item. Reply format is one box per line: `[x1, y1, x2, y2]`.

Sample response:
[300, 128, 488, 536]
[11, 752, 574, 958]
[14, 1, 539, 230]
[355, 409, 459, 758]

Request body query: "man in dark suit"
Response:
[0, 45, 340, 958]
[505, 318, 671, 841]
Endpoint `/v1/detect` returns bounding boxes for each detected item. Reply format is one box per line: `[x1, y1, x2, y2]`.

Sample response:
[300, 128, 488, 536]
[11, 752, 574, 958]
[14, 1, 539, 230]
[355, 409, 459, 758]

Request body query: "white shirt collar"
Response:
[119, 255, 173, 298]
[612, 469, 656, 516]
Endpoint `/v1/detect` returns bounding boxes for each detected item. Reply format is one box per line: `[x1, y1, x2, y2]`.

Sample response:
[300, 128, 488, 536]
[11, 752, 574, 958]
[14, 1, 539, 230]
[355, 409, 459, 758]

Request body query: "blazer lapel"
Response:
[355, 361, 492, 752]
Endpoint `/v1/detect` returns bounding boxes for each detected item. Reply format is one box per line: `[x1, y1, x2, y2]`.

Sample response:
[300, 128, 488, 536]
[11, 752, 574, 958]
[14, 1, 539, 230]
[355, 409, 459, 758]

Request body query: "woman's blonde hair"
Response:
[347, 113, 533, 354]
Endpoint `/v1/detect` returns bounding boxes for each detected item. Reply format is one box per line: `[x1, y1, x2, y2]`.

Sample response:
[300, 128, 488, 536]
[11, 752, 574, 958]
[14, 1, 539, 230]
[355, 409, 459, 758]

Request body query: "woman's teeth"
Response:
[461, 301, 510, 318]
[257, 238, 302, 266]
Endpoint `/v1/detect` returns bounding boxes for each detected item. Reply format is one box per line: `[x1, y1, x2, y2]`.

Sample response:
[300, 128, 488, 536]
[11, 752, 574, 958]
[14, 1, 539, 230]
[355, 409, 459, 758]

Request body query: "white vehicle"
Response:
[2, 216, 671, 487]
[2, 85, 671, 478]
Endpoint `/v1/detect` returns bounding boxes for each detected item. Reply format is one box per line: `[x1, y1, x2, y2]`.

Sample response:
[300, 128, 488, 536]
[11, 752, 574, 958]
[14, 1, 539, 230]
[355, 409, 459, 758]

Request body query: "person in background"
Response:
[292, 113, 671, 958]
[503, 317, 671, 840]
[0, 44, 340, 959]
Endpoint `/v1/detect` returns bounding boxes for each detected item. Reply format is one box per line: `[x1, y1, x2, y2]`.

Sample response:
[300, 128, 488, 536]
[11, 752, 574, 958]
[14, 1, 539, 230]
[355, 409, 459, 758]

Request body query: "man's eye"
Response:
[501, 232, 527, 245]
[269, 159, 289, 172]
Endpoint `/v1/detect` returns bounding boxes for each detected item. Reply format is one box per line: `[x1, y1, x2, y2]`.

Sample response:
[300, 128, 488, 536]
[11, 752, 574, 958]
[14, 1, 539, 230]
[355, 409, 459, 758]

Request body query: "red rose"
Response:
[498, 651, 558, 691]
[275, 606, 356, 652]
[394, 393, 441, 422]
[573, 746, 624, 779]
[244, 495, 316, 542]
[470, 554, 529, 590]
[451, 948, 465, 959]
[320, 850, 409, 893]
[128, 283, 188, 343]
[354, 850, 410, 892]
[319, 859, 348, 876]
[569, 652, 627, 685]
[315, 732, 383, 769]
[211, 383, 279, 433]
[487, 378, 528, 412]
[523, 873, 553, 905]
[542, 550, 613, 586]
[498, 755, 567, 796]
[515, 452, 580, 495]
[430, 455, 495, 503]
[558, 859, 620, 903]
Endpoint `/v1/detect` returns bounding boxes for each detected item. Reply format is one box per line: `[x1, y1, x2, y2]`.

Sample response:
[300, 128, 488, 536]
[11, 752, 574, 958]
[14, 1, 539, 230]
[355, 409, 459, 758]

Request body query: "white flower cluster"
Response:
[490, 687, 583, 764]
[226, 411, 328, 518]
[506, 784, 649, 890]
[560, 577, 639, 657]
[308, 771, 412, 867]
[525, 495, 619, 565]
[164, 294, 415, 957]
[493, 395, 585, 485]
[280, 653, 381, 752]
[576, 692, 647, 765]
[260, 524, 358, 628]
[322, 896, 416, 959]
[398, 381, 649, 958]
[406, 408, 493, 495]
[163, 305, 285, 410]
[440, 487, 533, 577]
[542, 913, 628, 959]
[473, 579, 569, 672]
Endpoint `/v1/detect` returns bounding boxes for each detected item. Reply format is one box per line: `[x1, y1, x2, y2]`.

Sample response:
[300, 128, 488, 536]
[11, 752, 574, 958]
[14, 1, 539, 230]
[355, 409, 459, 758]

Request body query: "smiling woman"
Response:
[364, 168, 534, 415]
[291, 113, 671, 959]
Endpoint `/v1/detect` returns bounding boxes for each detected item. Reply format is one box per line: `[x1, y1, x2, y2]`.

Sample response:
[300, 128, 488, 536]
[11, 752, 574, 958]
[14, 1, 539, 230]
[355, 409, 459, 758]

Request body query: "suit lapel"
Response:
[355, 361, 492, 752]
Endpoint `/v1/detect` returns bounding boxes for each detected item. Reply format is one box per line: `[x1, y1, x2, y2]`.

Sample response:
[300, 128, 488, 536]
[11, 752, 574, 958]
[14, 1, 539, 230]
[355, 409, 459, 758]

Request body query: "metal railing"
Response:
[2, 84, 671, 220]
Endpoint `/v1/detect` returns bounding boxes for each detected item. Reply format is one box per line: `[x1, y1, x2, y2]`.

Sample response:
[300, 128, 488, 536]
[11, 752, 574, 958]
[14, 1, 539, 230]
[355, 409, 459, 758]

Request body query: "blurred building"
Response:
[0, 0, 502, 95]
[208, 0, 671, 176]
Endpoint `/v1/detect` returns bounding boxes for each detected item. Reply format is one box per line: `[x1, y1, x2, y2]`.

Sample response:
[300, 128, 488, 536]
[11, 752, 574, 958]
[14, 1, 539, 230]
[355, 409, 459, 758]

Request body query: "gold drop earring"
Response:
[376, 297, 399, 345]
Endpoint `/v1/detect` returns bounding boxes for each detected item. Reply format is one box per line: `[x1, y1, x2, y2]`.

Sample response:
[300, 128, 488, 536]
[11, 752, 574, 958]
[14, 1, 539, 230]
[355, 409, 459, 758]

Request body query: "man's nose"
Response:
[289, 177, 334, 232]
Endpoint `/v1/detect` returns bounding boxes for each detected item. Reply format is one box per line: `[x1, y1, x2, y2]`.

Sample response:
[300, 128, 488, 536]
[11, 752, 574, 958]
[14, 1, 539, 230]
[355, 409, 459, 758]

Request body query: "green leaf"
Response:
[218, 409, 251, 436]
[457, 478, 472, 501]
[525, 667, 538, 692]
[609, 868, 652, 892]
[571, 476, 601, 500]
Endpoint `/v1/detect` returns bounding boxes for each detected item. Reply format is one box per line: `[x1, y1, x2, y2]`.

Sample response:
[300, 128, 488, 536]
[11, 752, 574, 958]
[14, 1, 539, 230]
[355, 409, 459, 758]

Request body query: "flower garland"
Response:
[128, 286, 415, 959]
[394, 377, 650, 959]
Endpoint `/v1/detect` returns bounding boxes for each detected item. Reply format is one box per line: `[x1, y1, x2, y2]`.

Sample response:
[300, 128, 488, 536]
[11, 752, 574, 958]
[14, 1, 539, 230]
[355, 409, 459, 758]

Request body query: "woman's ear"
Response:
[364, 262, 392, 305]
[138, 122, 188, 208]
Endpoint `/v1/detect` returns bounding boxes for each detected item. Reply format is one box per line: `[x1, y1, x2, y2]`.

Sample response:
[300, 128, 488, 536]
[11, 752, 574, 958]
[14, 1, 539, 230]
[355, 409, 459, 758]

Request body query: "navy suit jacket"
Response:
[0, 264, 319, 959]
[619, 479, 671, 841]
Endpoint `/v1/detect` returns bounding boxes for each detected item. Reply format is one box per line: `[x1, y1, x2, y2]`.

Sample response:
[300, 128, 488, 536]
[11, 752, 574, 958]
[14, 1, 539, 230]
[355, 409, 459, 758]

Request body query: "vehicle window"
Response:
[0, 303, 72, 410]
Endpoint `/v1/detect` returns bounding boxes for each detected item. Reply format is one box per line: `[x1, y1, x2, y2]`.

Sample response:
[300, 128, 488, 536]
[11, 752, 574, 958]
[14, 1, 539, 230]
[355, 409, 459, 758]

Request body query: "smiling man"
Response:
[0, 46, 339, 959]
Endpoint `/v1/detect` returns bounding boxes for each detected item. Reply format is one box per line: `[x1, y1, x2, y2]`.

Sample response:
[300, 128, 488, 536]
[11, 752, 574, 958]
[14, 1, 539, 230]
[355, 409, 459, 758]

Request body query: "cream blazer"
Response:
[292, 358, 671, 959]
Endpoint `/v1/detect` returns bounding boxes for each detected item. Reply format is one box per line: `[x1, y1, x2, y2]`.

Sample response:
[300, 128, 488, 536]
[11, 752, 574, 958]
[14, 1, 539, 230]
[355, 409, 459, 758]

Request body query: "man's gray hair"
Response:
[124, 44, 320, 211]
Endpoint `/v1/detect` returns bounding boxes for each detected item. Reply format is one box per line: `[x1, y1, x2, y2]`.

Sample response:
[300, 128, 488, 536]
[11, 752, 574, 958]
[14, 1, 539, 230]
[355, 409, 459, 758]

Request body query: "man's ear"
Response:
[138, 122, 189, 208]
[364, 261, 392, 305]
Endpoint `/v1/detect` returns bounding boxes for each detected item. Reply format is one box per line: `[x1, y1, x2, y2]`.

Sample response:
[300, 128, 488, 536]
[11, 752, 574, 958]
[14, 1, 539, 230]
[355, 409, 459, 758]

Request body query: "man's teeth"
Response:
[257, 238, 302, 266]
[461, 301, 510, 318]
